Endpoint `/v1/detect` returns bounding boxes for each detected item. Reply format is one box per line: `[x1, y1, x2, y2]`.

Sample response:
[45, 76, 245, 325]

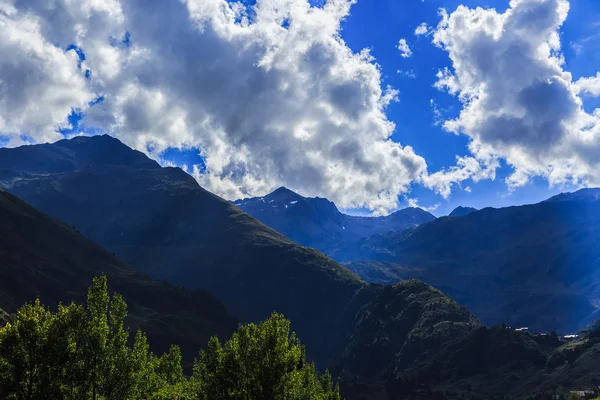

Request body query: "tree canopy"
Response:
[0, 276, 341, 400]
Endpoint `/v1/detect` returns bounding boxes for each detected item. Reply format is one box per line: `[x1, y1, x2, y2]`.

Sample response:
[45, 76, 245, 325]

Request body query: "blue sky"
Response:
[2, 0, 600, 216]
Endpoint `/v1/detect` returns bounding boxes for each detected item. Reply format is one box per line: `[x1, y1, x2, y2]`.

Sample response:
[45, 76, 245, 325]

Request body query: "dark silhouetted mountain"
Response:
[337, 280, 481, 381]
[234, 187, 435, 259]
[341, 190, 600, 334]
[0, 135, 363, 366]
[384, 324, 600, 400]
[0, 188, 235, 363]
[0, 136, 491, 394]
[337, 281, 600, 400]
[449, 206, 477, 217]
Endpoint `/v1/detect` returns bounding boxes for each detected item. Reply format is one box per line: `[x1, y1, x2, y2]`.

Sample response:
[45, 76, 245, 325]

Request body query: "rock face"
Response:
[235, 187, 436, 259]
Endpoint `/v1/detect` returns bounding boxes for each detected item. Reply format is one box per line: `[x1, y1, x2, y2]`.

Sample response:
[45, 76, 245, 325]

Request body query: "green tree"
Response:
[84, 275, 111, 400]
[158, 345, 185, 386]
[0, 280, 344, 400]
[46, 302, 88, 399]
[192, 312, 341, 400]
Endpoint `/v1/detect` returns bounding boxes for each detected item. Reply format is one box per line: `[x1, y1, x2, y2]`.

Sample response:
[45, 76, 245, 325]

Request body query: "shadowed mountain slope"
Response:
[0, 188, 236, 362]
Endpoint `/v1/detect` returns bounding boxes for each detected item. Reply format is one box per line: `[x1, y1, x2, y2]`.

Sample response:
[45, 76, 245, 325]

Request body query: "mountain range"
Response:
[236, 184, 600, 333]
[1, 135, 600, 399]
[340, 193, 600, 333]
[234, 187, 435, 259]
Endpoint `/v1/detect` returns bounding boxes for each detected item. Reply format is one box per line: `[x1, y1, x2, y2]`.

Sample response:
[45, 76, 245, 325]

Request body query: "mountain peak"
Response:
[269, 186, 303, 198]
[0, 134, 160, 174]
[449, 206, 477, 217]
[55, 135, 161, 170]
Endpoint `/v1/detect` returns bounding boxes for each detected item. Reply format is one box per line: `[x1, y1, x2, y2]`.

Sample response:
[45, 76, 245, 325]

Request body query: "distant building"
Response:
[570, 389, 596, 399]
[562, 334, 579, 341]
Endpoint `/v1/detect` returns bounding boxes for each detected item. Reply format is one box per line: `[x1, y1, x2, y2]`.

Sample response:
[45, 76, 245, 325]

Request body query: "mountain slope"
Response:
[338, 280, 481, 380]
[235, 187, 435, 259]
[385, 325, 600, 400]
[342, 261, 420, 285]
[345, 194, 600, 333]
[0, 135, 363, 366]
[0, 188, 236, 362]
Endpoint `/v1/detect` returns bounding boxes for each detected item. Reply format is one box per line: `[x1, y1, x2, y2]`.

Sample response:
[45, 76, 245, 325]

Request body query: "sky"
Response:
[0, 0, 599, 216]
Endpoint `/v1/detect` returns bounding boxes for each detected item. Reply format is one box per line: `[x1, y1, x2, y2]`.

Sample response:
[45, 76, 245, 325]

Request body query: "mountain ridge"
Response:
[234, 186, 436, 259]
[342, 198, 600, 333]
[449, 206, 478, 217]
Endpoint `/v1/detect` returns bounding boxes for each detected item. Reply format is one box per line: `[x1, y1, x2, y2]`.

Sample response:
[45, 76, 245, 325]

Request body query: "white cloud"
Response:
[423, 154, 497, 198]
[414, 22, 430, 36]
[429, 98, 442, 126]
[432, 0, 600, 191]
[405, 196, 439, 212]
[575, 73, 600, 97]
[0, 1, 97, 146]
[397, 38, 412, 58]
[0, 0, 435, 215]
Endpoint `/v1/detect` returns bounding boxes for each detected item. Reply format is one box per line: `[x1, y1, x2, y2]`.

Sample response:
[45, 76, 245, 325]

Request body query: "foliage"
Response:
[191, 312, 340, 400]
[0, 277, 341, 400]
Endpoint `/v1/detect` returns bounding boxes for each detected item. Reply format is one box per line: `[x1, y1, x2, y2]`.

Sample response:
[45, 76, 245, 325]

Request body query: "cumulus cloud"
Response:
[0, 0, 436, 215]
[432, 0, 600, 190]
[423, 154, 497, 198]
[397, 38, 412, 58]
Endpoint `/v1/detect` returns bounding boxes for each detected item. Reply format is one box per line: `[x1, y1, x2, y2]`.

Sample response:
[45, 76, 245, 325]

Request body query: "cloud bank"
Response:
[0, 0, 440, 215]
